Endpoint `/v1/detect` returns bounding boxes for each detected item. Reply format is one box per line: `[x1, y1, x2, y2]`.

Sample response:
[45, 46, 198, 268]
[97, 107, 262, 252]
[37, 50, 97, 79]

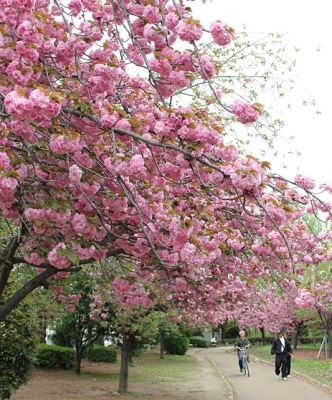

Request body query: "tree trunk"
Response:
[159, 330, 165, 359]
[0, 266, 59, 322]
[75, 346, 82, 374]
[293, 329, 300, 350]
[220, 323, 227, 344]
[119, 333, 131, 393]
[39, 314, 47, 343]
[260, 327, 265, 345]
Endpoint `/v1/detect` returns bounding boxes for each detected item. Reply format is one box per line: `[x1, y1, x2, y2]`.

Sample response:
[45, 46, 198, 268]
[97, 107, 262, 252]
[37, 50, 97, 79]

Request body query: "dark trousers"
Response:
[275, 353, 287, 378]
[285, 354, 291, 375]
[237, 351, 243, 370]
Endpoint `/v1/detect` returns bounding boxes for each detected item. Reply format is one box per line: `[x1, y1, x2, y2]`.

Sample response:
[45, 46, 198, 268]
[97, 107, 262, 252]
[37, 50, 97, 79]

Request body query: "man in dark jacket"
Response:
[234, 330, 250, 372]
[271, 329, 293, 380]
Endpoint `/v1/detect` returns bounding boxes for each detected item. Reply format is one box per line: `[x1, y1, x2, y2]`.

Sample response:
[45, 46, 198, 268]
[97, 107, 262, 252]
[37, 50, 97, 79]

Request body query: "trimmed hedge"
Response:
[165, 333, 189, 355]
[190, 336, 210, 348]
[36, 344, 75, 369]
[228, 336, 323, 346]
[86, 345, 117, 363]
[226, 336, 275, 346]
[298, 337, 323, 345]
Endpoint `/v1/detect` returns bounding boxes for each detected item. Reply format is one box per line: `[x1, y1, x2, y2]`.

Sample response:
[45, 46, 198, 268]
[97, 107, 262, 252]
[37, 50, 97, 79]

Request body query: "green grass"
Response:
[250, 344, 332, 388]
[129, 354, 199, 384]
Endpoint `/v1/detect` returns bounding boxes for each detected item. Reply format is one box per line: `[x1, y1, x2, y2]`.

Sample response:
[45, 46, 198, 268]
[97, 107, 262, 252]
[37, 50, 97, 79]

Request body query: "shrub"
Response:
[86, 345, 117, 363]
[164, 333, 189, 355]
[190, 336, 210, 348]
[0, 285, 39, 400]
[36, 344, 75, 369]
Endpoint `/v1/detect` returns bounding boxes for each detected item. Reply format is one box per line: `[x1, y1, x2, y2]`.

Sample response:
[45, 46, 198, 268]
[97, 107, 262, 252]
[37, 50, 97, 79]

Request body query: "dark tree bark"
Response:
[220, 322, 227, 344]
[159, 329, 165, 359]
[119, 333, 131, 393]
[260, 327, 266, 345]
[75, 345, 83, 374]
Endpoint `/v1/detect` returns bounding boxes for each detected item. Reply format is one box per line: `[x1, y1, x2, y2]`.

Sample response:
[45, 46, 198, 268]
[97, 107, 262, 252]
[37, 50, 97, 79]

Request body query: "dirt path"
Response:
[200, 346, 332, 400]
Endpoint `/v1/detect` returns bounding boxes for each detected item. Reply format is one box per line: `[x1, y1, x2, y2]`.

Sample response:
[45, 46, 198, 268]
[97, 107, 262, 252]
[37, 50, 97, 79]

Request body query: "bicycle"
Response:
[237, 344, 250, 377]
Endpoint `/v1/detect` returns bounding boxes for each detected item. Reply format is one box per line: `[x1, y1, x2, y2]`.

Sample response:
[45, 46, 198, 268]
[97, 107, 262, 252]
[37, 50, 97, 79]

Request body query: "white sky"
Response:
[190, 0, 332, 188]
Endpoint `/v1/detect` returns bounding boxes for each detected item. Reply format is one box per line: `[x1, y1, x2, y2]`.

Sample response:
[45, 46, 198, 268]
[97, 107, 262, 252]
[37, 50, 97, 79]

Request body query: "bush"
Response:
[164, 333, 189, 355]
[86, 345, 117, 363]
[37, 344, 75, 369]
[190, 336, 210, 348]
[0, 285, 39, 400]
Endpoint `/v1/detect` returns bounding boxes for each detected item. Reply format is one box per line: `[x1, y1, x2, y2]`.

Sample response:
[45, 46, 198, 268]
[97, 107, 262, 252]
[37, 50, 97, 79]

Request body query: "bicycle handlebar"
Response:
[236, 344, 250, 350]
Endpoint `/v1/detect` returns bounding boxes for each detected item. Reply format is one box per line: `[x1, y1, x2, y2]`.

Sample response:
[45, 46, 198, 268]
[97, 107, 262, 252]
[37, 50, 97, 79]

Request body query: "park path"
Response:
[192, 346, 332, 400]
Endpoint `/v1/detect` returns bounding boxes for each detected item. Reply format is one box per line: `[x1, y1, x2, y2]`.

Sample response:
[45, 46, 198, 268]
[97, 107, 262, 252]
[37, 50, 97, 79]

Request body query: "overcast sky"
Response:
[190, 0, 332, 189]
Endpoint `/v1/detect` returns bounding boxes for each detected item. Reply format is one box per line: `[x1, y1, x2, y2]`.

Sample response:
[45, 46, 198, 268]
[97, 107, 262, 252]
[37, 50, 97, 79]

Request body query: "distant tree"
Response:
[50, 271, 114, 374]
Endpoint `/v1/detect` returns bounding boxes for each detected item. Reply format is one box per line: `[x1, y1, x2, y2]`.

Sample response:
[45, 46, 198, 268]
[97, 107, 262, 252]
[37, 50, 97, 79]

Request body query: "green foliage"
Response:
[225, 324, 239, 339]
[190, 336, 210, 348]
[36, 344, 75, 369]
[178, 324, 195, 338]
[164, 333, 189, 355]
[0, 285, 39, 400]
[191, 328, 204, 337]
[85, 345, 117, 363]
[50, 323, 74, 348]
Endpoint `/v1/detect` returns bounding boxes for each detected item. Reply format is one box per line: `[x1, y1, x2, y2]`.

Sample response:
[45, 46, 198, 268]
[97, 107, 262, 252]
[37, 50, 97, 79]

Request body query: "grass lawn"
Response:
[250, 344, 332, 388]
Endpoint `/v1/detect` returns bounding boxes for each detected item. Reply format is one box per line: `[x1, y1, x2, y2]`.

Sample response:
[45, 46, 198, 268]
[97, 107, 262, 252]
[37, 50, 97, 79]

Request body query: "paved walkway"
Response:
[192, 346, 332, 400]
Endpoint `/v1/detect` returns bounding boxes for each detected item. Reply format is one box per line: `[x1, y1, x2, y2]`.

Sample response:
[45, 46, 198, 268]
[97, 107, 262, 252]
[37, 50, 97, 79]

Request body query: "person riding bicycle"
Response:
[234, 330, 250, 372]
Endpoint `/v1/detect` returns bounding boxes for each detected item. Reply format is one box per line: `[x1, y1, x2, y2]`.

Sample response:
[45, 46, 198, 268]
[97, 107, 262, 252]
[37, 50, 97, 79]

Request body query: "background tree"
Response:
[49, 270, 114, 373]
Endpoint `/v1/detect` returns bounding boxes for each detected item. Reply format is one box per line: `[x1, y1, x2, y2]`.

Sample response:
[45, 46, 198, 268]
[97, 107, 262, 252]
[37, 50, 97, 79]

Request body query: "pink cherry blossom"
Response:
[68, 0, 82, 16]
[0, 152, 10, 171]
[231, 99, 260, 124]
[294, 173, 316, 190]
[295, 289, 316, 308]
[48, 243, 72, 269]
[176, 20, 203, 42]
[210, 22, 233, 46]
[65, 304, 76, 312]
[69, 164, 82, 183]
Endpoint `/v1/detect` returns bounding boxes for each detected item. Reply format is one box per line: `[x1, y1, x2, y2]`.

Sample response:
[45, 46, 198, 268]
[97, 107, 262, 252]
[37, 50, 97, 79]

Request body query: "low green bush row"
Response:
[297, 337, 323, 345]
[189, 336, 211, 348]
[227, 336, 323, 346]
[36, 344, 75, 369]
[36, 344, 118, 369]
[86, 345, 117, 363]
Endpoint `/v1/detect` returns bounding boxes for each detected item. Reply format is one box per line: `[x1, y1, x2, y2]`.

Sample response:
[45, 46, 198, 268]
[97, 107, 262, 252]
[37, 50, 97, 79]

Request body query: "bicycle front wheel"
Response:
[243, 357, 250, 377]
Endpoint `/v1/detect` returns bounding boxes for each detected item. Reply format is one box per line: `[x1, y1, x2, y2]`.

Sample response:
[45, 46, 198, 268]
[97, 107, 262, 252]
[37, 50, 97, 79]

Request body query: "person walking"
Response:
[234, 330, 250, 372]
[283, 332, 292, 378]
[271, 329, 293, 380]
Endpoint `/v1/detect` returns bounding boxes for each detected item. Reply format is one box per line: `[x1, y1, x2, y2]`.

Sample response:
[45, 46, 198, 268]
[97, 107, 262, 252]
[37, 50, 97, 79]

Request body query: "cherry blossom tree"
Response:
[1, 0, 332, 322]
[1, 3, 332, 390]
[295, 276, 332, 358]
